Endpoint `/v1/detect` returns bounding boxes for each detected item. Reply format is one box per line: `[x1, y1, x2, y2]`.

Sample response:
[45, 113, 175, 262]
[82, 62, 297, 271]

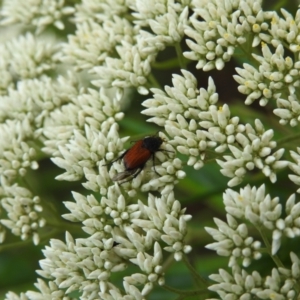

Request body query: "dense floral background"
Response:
[0, 0, 300, 299]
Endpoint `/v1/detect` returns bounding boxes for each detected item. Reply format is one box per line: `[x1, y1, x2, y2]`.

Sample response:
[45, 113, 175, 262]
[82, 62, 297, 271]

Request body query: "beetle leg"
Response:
[102, 150, 128, 166]
[152, 153, 162, 176]
[118, 167, 143, 184]
[132, 166, 144, 178]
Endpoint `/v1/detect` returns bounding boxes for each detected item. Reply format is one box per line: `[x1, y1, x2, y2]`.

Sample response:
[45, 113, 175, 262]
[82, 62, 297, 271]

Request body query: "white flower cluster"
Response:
[184, 0, 271, 70]
[74, 0, 130, 24]
[0, 32, 58, 94]
[0, 76, 78, 128]
[143, 71, 218, 170]
[289, 148, 300, 193]
[0, 118, 40, 243]
[41, 80, 185, 194]
[62, 17, 135, 71]
[232, 6, 300, 131]
[0, 44, 13, 95]
[208, 261, 299, 300]
[207, 185, 300, 299]
[235, 44, 300, 109]
[1, 183, 45, 245]
[206, 215, 262, 268]
[0, 0, 75, 33]
[216, 119, 288, 187]
[143, 71, 287, 186]
[133, 0, 189, 45]
[0, 36, 77, 243]
[0, 0, 194, 261]
[262, 8, 300, 54]
[87, 188, 189, 259]
[274, 93, 300, 127]
[207, 184, 300, 260]
[22, 189, 191, 299]
[92, 41, 155, 91]
[0, 120, 36, 178]
[18, 43, 190, 299]
[44, 87, 125, 181]
[1, 0, 299, 299]
[184, 1, 300, 151]
[62, 0, 189, 92]
[6, 33, 59, 79]
[5, 292, 29, 300]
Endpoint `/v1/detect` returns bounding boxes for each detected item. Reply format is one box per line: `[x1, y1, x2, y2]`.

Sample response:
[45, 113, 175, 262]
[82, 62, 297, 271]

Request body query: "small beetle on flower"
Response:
[107, 134, 172, 183]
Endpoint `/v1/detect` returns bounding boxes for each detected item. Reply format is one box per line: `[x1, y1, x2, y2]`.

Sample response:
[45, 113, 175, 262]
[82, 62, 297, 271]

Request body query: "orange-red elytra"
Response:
[108, 135, 170, 184]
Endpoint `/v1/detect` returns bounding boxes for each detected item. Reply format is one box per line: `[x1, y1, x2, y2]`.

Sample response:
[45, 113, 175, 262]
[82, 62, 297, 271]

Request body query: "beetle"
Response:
[108, 135, 170, 183]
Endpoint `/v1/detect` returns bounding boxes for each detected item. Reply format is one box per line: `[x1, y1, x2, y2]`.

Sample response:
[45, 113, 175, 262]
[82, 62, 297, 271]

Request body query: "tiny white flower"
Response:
[1, 0, 75, 33]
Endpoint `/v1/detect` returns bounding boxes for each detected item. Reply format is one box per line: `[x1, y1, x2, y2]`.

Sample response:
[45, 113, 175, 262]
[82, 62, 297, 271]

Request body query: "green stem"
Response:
[174, 42, 187, 69]
[256, 226, 284, 268]
[183, 254, 209, 287]
[147, 73, 162, 89]
[16, 172, 59, 219]
[161, 253, 175, 273]
[271, 0, 289, 12]
[38, 229, 62, 244]
[258, 226, 300, 293]
[0, 228, 60, 253]
[0, 220, 82, 254]
[152, 57, 181, 69]
[46, 218, 83, 234]
[237, 40, 259, 67]
[277, 132, 300, 148]
[162, 284, 208, 297]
